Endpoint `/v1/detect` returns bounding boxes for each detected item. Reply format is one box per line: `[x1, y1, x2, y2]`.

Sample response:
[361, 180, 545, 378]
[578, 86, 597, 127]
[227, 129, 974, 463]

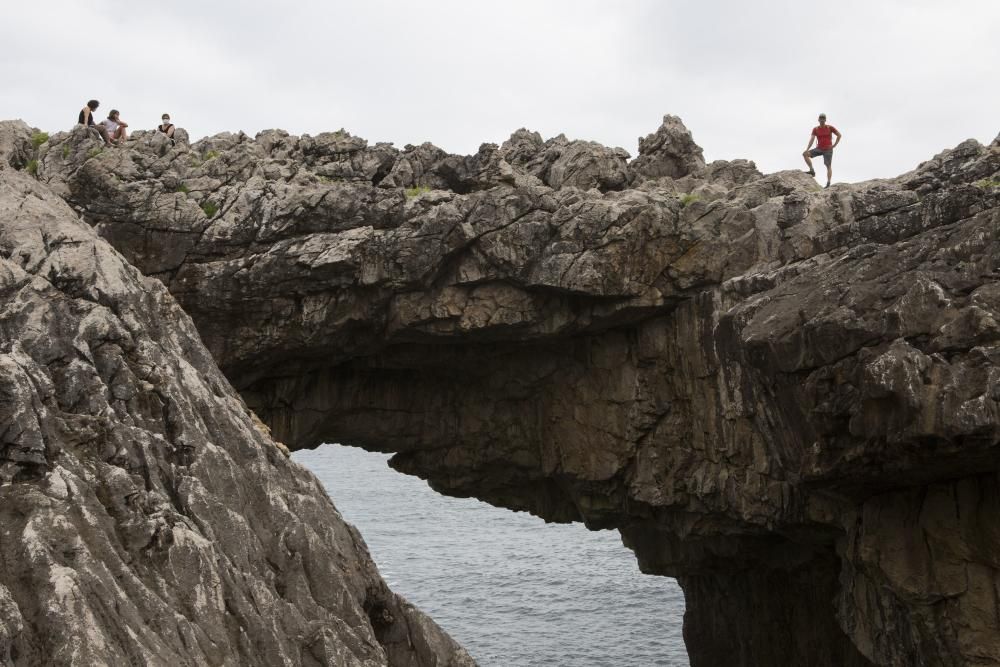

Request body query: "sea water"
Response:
[294, 444, 689, 667]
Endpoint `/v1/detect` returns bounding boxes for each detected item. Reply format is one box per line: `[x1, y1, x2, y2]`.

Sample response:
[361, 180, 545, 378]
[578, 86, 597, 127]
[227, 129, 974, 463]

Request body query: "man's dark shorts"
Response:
[808, 147, 833, 166]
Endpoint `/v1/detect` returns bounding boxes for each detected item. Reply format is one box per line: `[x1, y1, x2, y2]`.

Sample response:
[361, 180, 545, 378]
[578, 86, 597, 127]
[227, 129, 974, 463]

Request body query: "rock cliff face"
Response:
[7, 115, 1000, 666]
[0, 121, 474, 667]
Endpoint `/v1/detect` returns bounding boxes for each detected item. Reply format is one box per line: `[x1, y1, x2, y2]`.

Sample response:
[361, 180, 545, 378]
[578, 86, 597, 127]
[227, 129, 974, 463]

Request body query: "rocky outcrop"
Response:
[8, 115, 1000, 666]
[0, 126, 474, 666]
[0, 120, 33, 170]
[628, 114, 706, 182]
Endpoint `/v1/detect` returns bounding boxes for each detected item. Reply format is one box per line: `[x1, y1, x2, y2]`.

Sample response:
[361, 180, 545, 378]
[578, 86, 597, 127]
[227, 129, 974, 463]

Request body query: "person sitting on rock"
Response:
[157, 114, 175, 141]
[102, 109, 129, 145]
[802, 113, 841, 188]
[78, 99, 112, 146]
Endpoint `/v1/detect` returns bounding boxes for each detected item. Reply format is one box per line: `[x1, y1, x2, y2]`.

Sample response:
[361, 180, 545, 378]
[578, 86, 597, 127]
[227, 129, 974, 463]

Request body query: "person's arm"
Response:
[166, 125, 175, 138]
[119, 119, 128, 128]
[806, 132, 815, 151]
[832, 128, 842, 148]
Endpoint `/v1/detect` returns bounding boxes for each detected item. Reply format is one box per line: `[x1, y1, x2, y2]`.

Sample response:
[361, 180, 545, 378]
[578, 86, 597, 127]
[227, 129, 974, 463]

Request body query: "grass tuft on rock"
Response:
[31, 132, 49, 148]
[201, 201, 219, 218]
[405, 185, 432, 198]
[25, 159, 39, 176]
[680, 193, 700, 208]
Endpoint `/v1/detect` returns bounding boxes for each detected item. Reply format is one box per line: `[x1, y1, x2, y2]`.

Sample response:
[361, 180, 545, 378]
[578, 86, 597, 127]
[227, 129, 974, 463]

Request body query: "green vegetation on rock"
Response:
[405, 185, 432, 198]
[680, 193, 700, 207]
[31, 132, 49, 148]
[201, 201, 219, 218]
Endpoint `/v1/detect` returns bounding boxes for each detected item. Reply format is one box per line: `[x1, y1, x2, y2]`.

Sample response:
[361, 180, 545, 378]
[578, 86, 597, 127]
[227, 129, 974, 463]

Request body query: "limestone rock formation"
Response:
[497, 130, 631, 192]
[7, 115, 1000, 666]
[628, 114, 706, 182]
[0, 124, 474, 666]
[0, 120, 33, 170]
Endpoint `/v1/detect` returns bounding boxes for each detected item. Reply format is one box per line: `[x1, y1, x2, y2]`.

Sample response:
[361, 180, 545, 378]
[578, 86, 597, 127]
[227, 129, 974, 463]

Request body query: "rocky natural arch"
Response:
[4, 116, 1000, 666]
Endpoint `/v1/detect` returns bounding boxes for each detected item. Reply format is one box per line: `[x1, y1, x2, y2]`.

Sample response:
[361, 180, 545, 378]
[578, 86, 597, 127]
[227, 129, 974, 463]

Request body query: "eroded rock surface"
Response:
[8, 115, 1000, 666]
[0, 129, 474, 666]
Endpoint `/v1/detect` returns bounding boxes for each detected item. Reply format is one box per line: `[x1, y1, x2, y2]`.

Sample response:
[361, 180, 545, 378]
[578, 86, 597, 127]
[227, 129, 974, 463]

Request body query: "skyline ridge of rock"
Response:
[2, 114, 1000, 666]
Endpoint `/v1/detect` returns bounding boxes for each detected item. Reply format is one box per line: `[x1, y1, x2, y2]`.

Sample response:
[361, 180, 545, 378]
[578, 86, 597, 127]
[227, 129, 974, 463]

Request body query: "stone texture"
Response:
[8, 115, 1000, 666]
[498, 131, 631, 192]
[628, 114, 707, 182]
[0, 120, 33, 170]
[0, 123, 474, 667]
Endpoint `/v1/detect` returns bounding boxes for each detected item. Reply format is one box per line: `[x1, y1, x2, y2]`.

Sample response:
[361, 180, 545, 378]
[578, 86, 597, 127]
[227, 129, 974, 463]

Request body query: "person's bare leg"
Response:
[826, 162, 832, 187]
[803, 152, 815, 175]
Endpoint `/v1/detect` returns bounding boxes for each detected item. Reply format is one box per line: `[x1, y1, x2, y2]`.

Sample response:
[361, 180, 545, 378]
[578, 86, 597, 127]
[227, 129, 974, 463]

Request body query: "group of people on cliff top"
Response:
[78, 100, 175, 147]
[79, 100, 842, 188]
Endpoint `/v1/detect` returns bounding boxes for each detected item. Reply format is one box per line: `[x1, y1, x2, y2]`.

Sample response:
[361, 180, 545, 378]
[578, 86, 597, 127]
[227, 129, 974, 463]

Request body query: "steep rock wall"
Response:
[0, 122, 474, 667]
[13, 116, 1000, 666]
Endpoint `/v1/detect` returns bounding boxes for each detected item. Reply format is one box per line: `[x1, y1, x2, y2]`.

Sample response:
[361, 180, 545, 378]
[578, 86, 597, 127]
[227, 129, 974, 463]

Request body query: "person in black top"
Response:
[157, 113, 175, 141]
[78, 100, 112, 146]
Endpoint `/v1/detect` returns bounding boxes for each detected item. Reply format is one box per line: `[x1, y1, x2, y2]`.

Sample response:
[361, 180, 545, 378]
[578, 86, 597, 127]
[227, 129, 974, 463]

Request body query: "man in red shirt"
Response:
[802, 113, 841, 188]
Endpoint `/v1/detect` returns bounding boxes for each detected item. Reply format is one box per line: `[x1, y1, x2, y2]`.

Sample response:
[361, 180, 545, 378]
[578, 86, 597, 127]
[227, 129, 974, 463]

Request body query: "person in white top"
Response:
[102, 110, 128, 145]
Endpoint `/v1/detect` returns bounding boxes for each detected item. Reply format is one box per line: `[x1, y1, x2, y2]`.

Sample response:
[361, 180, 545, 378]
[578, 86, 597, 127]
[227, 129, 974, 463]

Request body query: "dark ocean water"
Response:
[294, 444, 689, 667]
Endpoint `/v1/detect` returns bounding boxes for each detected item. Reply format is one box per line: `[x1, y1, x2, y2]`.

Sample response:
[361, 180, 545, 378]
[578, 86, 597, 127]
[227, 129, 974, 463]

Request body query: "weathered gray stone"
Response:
[629, 114, 707, 182]
[0, 120, 34, 170]
[0, 123, 474, 667]
[379, 142, 451, 190]
[498, 130, 631, 192]
[7, 114, 1000, 666]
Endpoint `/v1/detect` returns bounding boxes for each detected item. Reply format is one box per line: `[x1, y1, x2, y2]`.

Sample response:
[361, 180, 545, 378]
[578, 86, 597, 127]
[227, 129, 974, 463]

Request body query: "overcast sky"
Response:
[3, 1, 997, 183]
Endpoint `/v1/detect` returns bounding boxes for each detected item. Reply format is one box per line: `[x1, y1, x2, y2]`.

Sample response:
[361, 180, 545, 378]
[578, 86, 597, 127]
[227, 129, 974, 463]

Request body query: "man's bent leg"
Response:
[803, 152, 815, 174]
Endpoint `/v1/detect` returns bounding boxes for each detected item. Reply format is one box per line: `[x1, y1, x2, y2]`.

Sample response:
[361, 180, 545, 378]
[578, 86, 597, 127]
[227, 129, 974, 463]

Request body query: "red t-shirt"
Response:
[812, 125, 837, 150]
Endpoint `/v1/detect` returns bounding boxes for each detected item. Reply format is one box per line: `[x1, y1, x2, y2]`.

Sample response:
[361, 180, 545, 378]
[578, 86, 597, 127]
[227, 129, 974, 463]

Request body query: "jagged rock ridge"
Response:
[6, 115, 1000, 666]
[0, 122, 474, 667]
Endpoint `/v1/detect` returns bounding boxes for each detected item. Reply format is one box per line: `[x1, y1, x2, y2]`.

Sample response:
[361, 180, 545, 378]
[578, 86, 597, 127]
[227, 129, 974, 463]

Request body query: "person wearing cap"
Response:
[157, 114, 175, 141]
[802, 113, 841, 188]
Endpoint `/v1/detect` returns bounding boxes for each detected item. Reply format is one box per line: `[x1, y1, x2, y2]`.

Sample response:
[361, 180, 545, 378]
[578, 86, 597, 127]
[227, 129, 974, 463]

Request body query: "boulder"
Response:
[629, 114, 707, 182]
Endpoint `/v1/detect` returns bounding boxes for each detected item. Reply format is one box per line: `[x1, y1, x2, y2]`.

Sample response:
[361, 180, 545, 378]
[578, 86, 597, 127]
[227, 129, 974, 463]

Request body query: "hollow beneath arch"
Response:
[295, 443, 689, 666]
